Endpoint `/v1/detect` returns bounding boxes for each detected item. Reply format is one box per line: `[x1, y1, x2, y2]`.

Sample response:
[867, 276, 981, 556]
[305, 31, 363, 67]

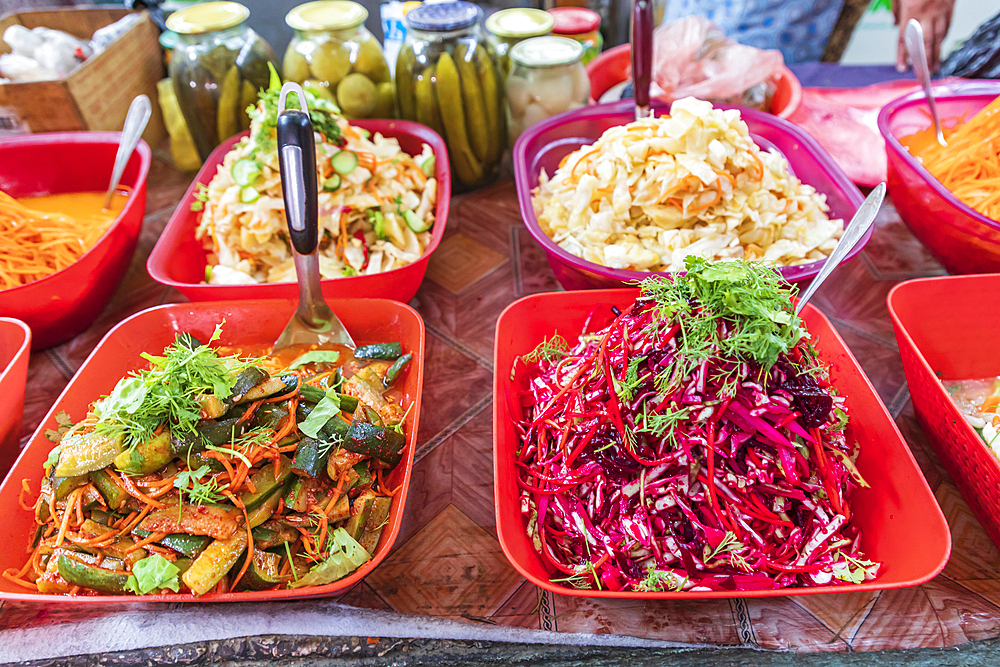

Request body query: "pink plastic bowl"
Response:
[148, 119, 450, 303]
[513, 100, 865, 290]
[0, 318, 30, 481]
[586, 43, 802, 119]
[0, 133, 150, 349]
[878, 81, 1000, 275]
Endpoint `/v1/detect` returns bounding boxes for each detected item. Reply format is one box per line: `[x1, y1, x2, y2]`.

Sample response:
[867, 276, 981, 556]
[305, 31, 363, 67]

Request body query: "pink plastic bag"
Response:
[653, 16, 785, 105]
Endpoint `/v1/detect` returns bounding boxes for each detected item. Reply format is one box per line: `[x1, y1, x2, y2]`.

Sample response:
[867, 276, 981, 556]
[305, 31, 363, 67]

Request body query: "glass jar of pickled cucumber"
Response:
[167, 2, 277, 162]
[506, 36, 589, 143]
[548, 7, 603, 66]
[396, 1, 504, 189]
[484, 8, 553, 78]
[283, 1, 395, 120]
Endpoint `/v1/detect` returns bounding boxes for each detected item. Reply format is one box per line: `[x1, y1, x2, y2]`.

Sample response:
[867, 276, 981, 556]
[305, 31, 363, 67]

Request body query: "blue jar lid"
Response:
[405, 1, 482, 31]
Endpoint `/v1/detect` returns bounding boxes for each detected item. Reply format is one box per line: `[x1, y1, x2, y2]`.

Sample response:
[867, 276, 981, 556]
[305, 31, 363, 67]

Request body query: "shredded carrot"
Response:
[67, 529, 119, 546]
[205, 451, 238, 486]
[324, 471, 350, 515]
[118, 503, 156, 536]
[0, 188, 130, 290]
[109, 469, 167, 509]
[227, 493, 254, 591]
[125, 531, 169, 554]
[2, 570, 38, 590]
[981, 395, 1000, 414]
[54, 487, 84, 548]
[689, 178, 723, 211]
[19, 478, 33, 511]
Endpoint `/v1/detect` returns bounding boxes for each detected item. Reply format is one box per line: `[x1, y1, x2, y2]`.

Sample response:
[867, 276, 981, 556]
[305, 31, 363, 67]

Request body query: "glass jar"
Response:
[485, 8, 553, 78]
[396, 1, 505, 189]
[283, 1, 394, 120]
[506, 37, 589, 143]
[167, 2, 277, 162]
[548, 7, 603, 65]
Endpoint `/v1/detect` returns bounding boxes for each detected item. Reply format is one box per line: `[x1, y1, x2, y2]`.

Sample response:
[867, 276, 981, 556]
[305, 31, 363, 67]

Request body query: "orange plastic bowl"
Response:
[0, 133, 150, 350]
[889, 274, 1000, 549]
[585, 43, 802, 119]
[148, 120, 450, 303]
[878, 83, 1000, 274]
[0, 318, 31, 481]
[0, 298, 424, 602]
[494, 289, 950, 598]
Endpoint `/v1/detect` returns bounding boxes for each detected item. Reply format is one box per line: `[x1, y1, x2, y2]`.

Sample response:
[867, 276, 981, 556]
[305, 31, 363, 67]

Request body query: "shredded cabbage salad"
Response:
[512, 258, 879, 592]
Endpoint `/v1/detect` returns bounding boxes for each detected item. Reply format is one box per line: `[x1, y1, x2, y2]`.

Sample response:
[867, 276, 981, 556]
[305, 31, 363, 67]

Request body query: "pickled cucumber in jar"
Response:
[395, 1, 504, 189]
[167, 2, 278, 161]
[283, 1, 394, 119]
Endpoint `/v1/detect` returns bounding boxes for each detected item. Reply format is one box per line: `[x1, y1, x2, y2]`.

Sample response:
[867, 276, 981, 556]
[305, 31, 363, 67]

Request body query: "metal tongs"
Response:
[273, 82, 355, 351]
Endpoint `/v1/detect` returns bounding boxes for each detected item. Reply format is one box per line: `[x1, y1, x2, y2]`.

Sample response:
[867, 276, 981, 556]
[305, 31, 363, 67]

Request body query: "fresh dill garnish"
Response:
[552, 562, 602, 590]
[615, 355, 648, 403]
[704, 531, 752, 572]
[92, 323, 254, 450]
[521, 334, 570, 364]
[636, 402, 689, 448]
[635, 565, 688, 592]
[639, 257, 803, 391]
[173, 465, 228, 507]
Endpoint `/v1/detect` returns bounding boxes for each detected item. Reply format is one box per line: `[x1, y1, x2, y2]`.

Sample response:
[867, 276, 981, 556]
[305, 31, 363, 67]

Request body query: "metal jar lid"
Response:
[166, 1, 250, 34]
[285, 1, 368, 32]
[404, 1, 482, 32]
[548, 7, 601, 36]
[510, 35, 584, 68]
[485, 8, 554, 39]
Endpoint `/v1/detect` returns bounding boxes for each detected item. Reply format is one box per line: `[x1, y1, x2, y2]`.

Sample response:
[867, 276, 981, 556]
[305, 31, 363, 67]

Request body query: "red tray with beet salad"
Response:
[493, 258, 949, 598]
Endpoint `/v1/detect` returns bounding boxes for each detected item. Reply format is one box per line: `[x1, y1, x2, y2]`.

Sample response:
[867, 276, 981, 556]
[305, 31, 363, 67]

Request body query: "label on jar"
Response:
[381, 1, 407, 77]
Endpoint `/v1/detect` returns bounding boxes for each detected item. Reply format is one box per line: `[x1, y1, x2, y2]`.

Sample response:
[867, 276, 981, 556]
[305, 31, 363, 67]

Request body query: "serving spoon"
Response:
[103, 94, 151, 210]
[794, 183, 885, 316]
[631, 0, 653, 121]
[905, 19, 946, 147]
[273, 82, 356, 352]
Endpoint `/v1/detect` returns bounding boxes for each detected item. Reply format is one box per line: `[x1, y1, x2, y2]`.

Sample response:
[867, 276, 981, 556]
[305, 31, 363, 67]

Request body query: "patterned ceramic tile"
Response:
[490, 582, 543, 630]
[744, 597, 848, 652]
[851, 586, 944, 650]
[335, 582, 392, 611]
[921, 577, 1000, 644]
[512, 226, 562, 296]
[825, 320, 907, 407]
[18, 355, 71, 446]
[551, 596, 742, 645]
[861, 201, 945, 279]
[366, 504, 523, 618]
[896, 405, 948, 492]
[810, 259, 898, 346]
[937, 481, 1000, 581]
[424, 232, 508, 294]
[391, 436, 452, 553]
[449, 404, 497, 538]
[793, 590, 879, 643]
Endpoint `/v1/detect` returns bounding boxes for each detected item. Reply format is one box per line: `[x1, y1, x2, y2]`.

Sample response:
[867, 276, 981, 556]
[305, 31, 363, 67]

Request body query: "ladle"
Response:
[103, 94, 151, 210]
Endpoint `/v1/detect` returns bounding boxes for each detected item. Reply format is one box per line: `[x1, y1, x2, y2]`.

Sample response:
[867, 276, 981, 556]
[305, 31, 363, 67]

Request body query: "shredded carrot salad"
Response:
[0, 189, 128, 290]
[906, 95, 1000, 221]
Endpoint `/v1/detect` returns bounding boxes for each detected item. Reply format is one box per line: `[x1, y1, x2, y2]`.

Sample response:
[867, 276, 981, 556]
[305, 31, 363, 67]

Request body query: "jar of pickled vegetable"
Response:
[283, 1, 395, 120]
[167, 2, 277, 162]
[396, 1, 504, 189]
[548, 7, 602, 65]
[485, 8, 553, 78]
[506, 36, 589, 143]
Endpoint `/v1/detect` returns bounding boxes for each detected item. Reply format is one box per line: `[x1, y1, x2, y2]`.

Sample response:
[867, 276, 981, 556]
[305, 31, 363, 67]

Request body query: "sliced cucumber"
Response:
[331, 150, 359, 175]
[402, 210, 431, 233]
[322, 174, 341, 191]
[420, 155, 436, 179]
[367, 209, 386, 239]
[232, 158, 262, 187]
[240, 186, 260, 203]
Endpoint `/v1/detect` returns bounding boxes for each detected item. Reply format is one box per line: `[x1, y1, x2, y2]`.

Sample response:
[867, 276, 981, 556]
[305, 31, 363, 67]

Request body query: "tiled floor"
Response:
[3, 152, 999, 653]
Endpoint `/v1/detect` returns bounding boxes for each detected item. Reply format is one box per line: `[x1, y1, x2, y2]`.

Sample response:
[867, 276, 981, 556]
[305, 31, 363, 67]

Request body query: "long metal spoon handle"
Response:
[905, 19, 946, 146]
[795, 183, 885, 316]
[276, 82, 329, 330]
[104, 94, 151, 209]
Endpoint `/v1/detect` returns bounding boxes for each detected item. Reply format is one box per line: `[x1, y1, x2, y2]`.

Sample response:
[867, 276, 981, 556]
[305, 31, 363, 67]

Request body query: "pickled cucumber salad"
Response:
[6, 325, 414, 596]
[531, 98, 843, 273]
[944, 377, 1000, 455]
[195, 68, 437, 285]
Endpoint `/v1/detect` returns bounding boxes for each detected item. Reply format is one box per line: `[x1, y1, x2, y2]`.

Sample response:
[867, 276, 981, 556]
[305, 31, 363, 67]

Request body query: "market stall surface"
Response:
[1, 142, 998, 664]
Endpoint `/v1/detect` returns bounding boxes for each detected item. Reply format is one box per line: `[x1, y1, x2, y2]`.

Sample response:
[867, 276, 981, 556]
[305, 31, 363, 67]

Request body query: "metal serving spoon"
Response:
[905, 19, 946, 147]
[103, 94, 152, 210]
[795, 183, 886, 316]
[631, 0, 654, 121]
[273, 82, 355, 351]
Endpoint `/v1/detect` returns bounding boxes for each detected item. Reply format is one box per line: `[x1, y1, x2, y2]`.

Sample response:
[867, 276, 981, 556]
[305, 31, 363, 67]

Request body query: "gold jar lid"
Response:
[166, 2, 250, 34]
[286, 1, 369, 31]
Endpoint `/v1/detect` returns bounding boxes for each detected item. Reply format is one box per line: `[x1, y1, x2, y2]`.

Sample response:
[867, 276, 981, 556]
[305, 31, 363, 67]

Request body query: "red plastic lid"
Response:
[548, 7, 600, 35]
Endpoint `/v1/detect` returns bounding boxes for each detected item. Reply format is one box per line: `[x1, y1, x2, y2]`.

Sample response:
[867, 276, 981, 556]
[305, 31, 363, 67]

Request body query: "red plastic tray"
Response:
[0, 133, 150, 350]
[147, 119, 450, 303]
[494, 289, 950, 598]
[512, 101, 866, 291]
[878, 82, 1000, 275]
[889, 274, 1000, 549]
[0, 298, 424, 603]
[0, 318, 31, 480]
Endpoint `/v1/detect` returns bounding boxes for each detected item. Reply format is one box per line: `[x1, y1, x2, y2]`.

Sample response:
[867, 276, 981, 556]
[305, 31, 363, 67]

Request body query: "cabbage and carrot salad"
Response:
[512, 258, 878, 592]
[6, 327, 413, 596]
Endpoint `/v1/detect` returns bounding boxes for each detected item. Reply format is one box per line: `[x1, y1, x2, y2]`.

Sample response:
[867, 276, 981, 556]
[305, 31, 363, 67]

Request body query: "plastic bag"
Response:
[941, 10, 1000, 79]
[652, 16, 784, 109]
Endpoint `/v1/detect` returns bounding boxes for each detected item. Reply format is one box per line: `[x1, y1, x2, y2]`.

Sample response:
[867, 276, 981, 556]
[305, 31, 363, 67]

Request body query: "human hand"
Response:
[893, 0, 956, 72]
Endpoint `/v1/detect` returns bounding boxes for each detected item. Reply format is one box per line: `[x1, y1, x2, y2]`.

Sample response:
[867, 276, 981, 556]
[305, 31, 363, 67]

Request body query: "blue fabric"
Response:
[662, 0, 847, 63]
